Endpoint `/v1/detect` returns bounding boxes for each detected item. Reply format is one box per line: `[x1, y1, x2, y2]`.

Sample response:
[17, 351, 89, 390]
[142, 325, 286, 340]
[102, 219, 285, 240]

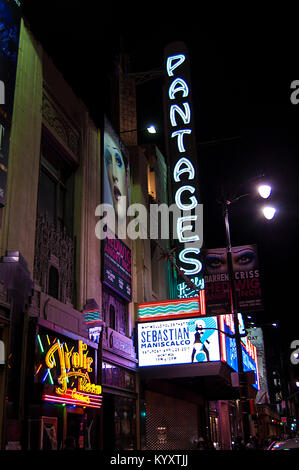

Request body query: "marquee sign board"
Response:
[138, 293, 206, 323]
[163, 42, 203, 286]
[138, 316, 220, 367]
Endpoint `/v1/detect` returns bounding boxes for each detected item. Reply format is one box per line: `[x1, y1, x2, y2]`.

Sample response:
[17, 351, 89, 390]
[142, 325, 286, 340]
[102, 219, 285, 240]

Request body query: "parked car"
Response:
[267, 438, 299, 450]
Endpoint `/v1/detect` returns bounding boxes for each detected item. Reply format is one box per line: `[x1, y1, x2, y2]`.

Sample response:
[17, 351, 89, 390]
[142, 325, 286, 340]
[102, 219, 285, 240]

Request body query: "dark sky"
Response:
[21, 2, 299, 346]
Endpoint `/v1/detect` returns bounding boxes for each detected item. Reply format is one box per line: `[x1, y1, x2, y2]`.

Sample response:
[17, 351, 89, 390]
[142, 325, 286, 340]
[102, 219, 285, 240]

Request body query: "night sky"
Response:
[21, 2, 299, 347]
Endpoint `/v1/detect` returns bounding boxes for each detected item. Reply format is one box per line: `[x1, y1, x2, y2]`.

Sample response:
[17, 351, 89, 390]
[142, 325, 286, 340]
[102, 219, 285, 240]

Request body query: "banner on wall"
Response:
[102, 115, 130, 237]
[101, 117, 132, 301]
[138, 316, 220, 367]
[0, 0, 21, 206]
[202, 244, 263, 315]
[102, 229, 132, 302]
[247, 327, 269, 402]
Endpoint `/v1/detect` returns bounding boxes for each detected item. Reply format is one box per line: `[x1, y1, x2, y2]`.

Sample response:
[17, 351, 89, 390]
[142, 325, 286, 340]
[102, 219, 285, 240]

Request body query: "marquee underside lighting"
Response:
[42, 391, 102, 409]
[138, 292, 206, 321]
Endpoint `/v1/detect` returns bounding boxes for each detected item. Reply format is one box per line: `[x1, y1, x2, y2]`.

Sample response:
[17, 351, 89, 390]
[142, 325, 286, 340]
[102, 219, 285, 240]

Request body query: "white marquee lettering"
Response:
[169, 78, 189, 100]
[171, 129, 191, 153]
[179, 248, 202, 275]
[170, 102, 191, 127]
[177, 215, 200, 243]
[167, 54, 186, 76]
[166, 49, 202, 278]
[173, 157, 195, 182]
[175, 186, 198, 211]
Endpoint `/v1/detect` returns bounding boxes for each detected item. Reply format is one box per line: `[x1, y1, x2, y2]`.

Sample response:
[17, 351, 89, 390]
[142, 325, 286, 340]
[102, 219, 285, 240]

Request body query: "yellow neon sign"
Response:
[44, 339, 100, 396]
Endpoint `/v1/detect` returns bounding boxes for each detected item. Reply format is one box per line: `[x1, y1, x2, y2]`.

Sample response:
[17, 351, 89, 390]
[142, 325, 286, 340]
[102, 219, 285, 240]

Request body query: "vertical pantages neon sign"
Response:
[164, 42, 203, 287]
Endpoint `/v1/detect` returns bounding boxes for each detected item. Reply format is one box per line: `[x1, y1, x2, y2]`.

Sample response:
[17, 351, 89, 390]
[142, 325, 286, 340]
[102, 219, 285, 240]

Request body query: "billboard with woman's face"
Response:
[203, 244, 263, 314]
[102, 117, 132, 301]
[103, 116, 130, 234]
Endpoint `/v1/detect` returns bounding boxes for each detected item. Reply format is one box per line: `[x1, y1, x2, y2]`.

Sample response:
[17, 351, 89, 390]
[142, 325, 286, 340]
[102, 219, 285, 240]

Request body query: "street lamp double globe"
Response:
[222, 177, 277, 443]
[257, 183, 277, 220]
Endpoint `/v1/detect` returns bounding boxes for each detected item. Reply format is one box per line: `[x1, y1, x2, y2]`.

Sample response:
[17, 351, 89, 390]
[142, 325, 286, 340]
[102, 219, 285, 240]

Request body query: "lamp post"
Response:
[221, 178, 277, 443]
[223, 199, 250, 442]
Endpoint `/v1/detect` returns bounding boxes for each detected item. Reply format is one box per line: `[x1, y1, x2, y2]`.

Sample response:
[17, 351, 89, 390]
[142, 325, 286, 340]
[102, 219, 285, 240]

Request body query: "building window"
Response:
[102, 286, 129, 336]
[34, 133, 76, 304]
[147, 164, 156, 201]
[37, 136, 74, 237]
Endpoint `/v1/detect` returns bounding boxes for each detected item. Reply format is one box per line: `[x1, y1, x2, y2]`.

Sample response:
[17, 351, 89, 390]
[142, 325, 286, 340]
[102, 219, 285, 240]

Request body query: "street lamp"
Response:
[222, 200, 250, 440]
[120, 124, 157, 134]
[262, 206, 277, 220]
[257, 184, 272, 199]
[221, 177, 277, 442]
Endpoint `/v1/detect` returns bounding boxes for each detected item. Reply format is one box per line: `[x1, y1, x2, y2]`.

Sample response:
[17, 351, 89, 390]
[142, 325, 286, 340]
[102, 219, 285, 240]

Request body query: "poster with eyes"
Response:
[202, 244, 263, 315]
[102, 116, 132, 301]
[103, 116, 130, 236]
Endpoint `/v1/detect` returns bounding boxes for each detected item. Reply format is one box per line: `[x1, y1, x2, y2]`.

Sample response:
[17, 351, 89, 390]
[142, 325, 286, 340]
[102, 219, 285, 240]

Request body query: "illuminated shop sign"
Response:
[219, 314, 238, 372]
[164, 42, 203, 285]
[177, 275, 205, 299]
[219, 314, 259, 389]
[138, 316, 220, 367]
[36, 333, 102, 408]
[241, 335, 260, 390]
[138, 293, 206, 322]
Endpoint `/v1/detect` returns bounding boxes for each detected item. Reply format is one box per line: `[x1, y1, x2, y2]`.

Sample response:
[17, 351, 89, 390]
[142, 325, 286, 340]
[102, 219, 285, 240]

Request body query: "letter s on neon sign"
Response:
[179, 248, 202, 275]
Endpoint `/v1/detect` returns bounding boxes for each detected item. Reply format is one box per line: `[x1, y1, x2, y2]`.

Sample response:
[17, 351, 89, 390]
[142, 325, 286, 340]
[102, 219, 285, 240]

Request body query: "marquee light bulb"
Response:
[262, 206, 276, 220]
[258, 184, 272, 199]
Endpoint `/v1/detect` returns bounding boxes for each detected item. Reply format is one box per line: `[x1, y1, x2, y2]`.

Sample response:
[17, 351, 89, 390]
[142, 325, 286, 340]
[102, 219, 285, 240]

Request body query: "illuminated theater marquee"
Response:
[164, 43, 202, 279]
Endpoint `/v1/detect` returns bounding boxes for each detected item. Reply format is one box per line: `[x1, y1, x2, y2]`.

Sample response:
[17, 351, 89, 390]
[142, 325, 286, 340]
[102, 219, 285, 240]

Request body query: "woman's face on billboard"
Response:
[104, 132, 128, 220]
[205, 246, 257, 273]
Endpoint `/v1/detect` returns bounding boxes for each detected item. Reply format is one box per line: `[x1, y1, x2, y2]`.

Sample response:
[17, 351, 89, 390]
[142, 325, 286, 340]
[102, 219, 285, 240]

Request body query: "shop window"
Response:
[147, 164, 156, 201]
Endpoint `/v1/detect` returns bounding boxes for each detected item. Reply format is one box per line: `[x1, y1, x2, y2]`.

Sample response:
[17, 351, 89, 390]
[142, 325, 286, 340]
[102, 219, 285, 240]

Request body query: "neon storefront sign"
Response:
[36, 334, 102, 409]
[164, 42, 203, 279]
[218, 314, 259, 389]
